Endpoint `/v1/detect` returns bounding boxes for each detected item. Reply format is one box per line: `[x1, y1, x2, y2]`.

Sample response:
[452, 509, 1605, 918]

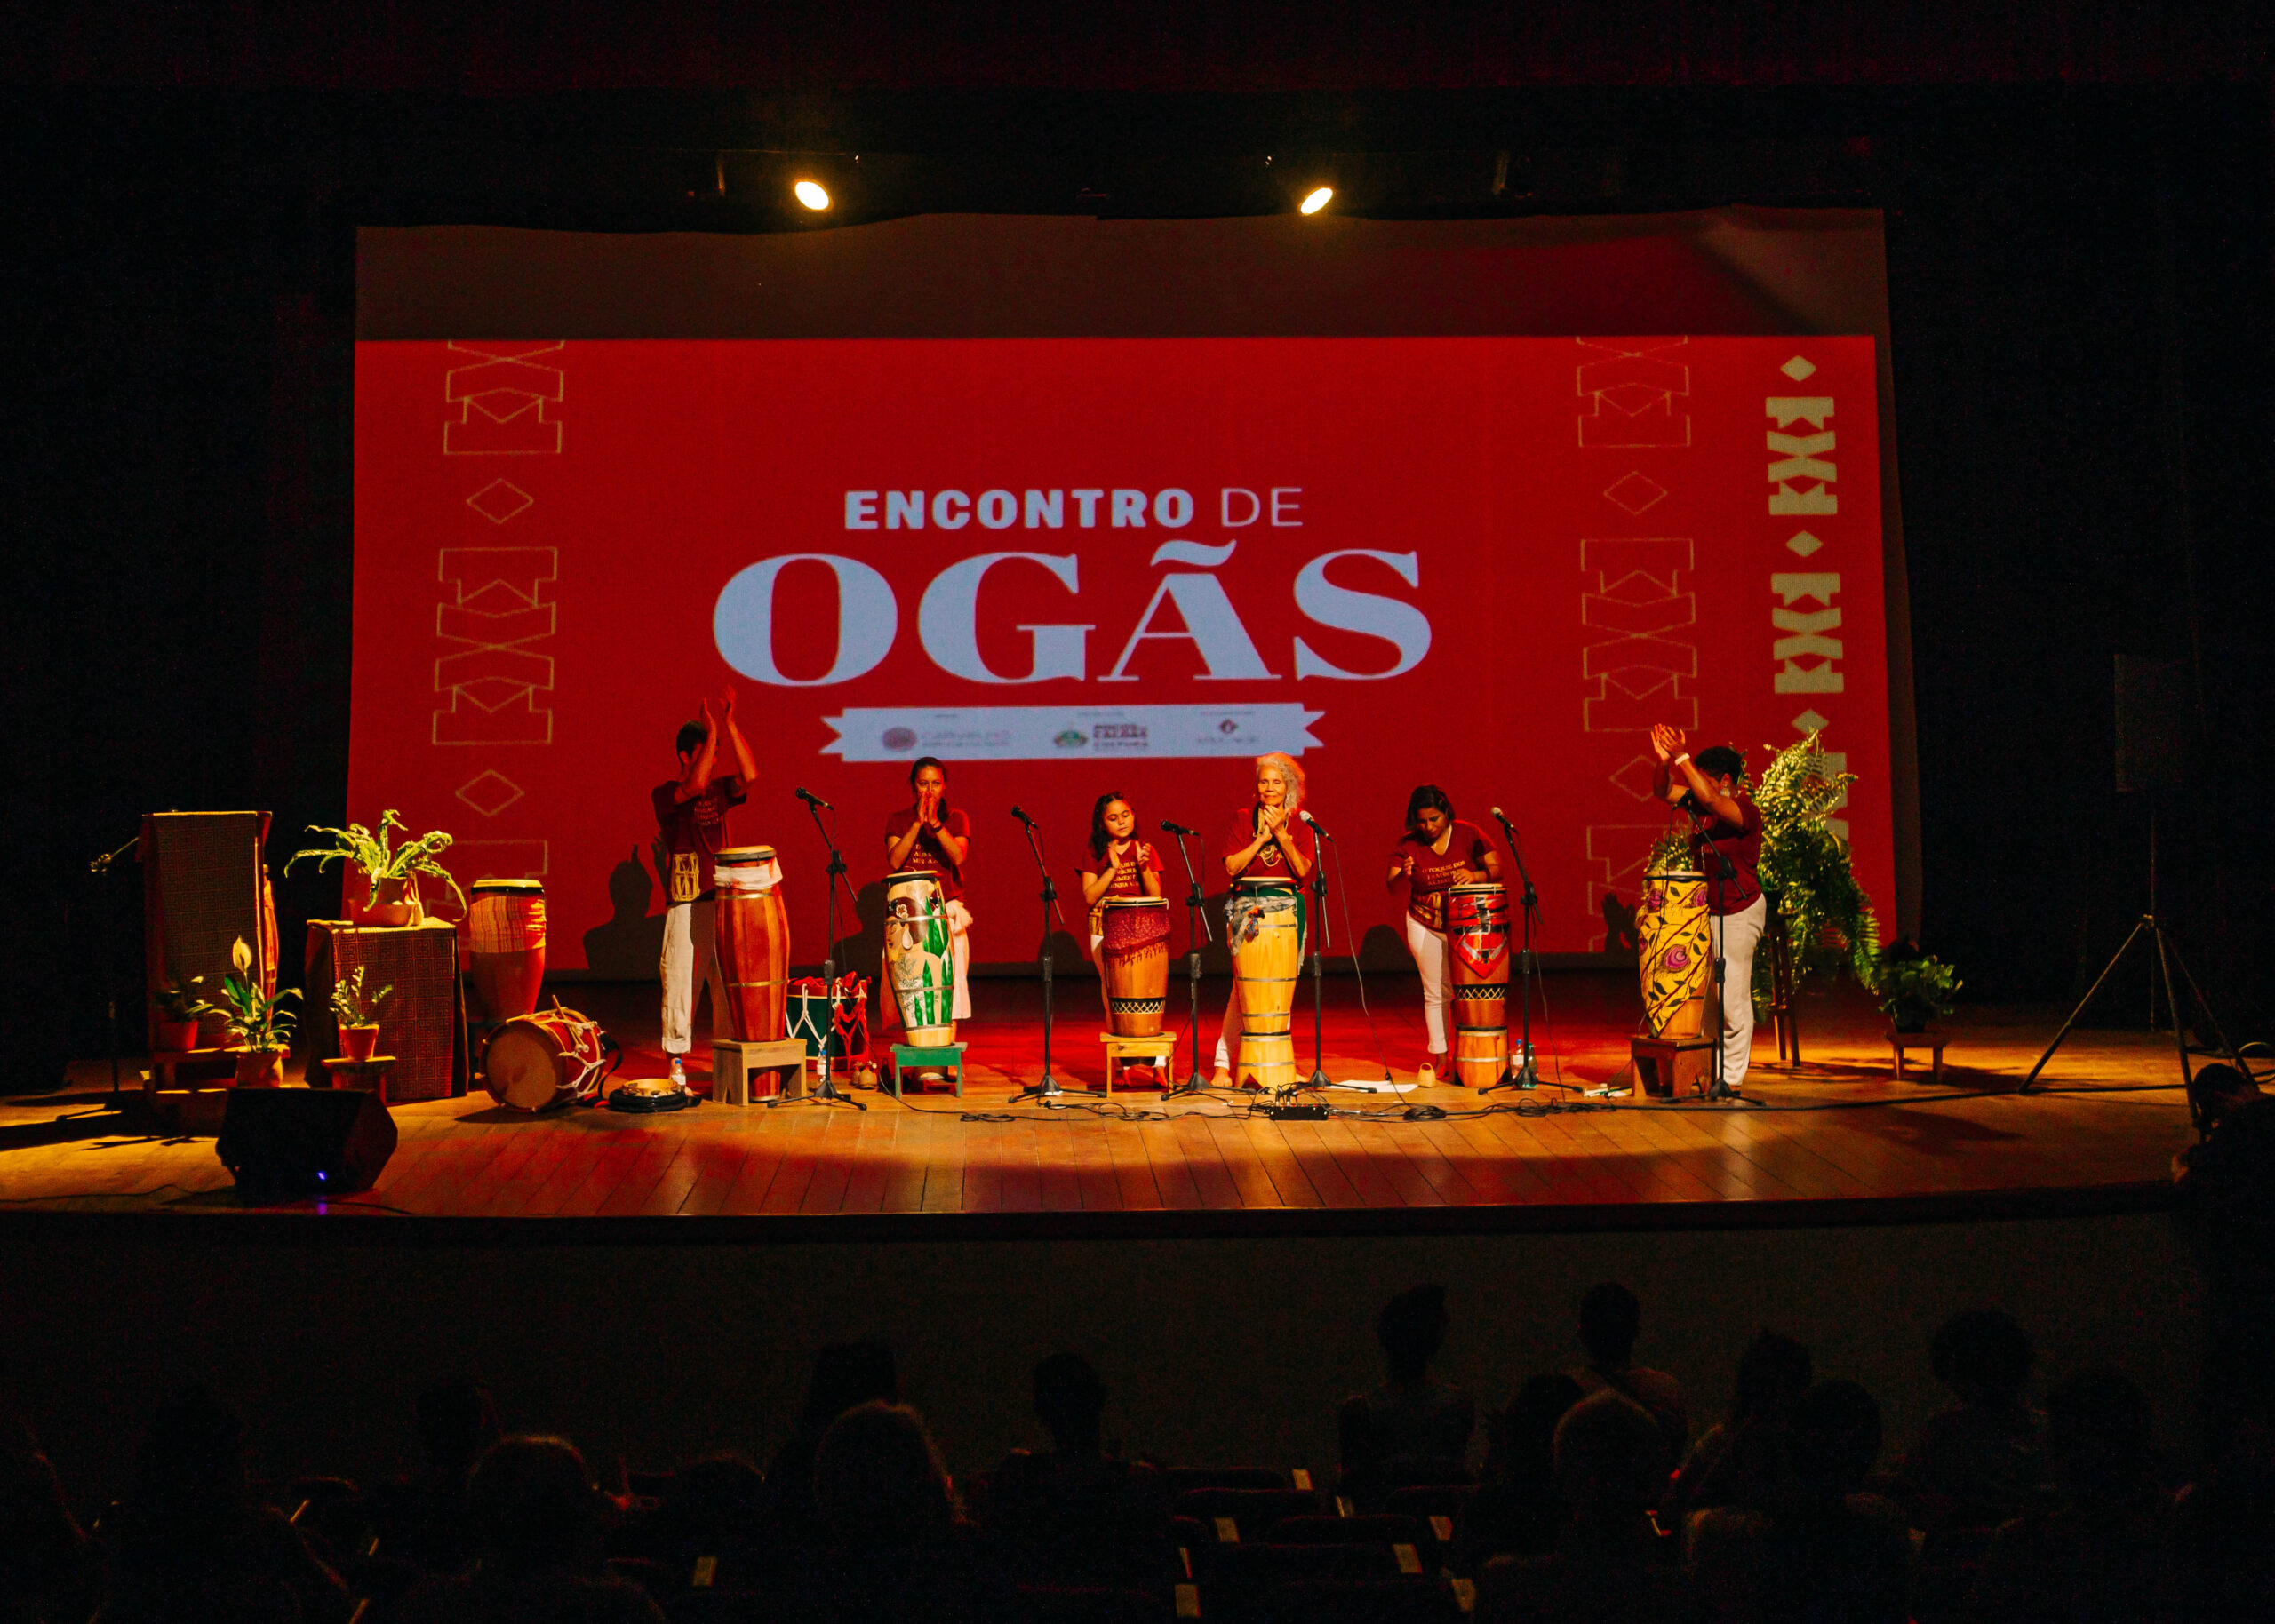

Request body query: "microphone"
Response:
[1160, 819, 1198, 838]
[1489, 805, 1515, 835]
[1299, 809, 1336, 841]
[795, 786, 834, 811]
[1010, 805, 1036, 828]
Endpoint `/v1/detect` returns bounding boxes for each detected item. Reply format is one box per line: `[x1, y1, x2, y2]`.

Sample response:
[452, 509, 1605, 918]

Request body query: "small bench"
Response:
[1889, 1029, 1952, 1083]
[712, 1038, 810, 1104]
[1631, 1034, 1721, 1098]
[1100, 1031, 1179, 1091]
[319, 1055, 397, 1103]
[887, 1042, 967, 1100]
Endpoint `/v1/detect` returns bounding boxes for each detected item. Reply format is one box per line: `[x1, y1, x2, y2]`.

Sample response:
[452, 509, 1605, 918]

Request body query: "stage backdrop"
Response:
[353, 213, 1905, 970]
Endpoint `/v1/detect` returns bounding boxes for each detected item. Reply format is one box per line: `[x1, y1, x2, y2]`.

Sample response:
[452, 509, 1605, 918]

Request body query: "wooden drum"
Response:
[1227, 878, 1304, 1091]
[883, 869, 956, 1046]
[1099, 896, 1172, 1037]
[714, 845, 790, 1042]
[1637, 870, 1715, 1039]
[483, 1005, 612, 1111]
[1446, 883, 1511, 1087]
[467, 879, 546, 1025]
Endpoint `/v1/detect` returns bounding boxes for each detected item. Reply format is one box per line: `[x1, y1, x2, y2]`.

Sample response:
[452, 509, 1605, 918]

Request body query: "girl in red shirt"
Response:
[1385, 785, 1501, 1081]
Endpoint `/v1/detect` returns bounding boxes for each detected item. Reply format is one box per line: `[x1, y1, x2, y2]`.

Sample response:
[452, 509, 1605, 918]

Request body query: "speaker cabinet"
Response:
[217, 1087, 397, 1198]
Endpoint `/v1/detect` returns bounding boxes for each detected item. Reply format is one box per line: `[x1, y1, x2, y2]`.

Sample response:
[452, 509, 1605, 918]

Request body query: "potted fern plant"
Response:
[289, 810, 468, 927]
[151, 977, 209, 1054]
[211, 936, 301, 1087]
[331, 967, 393, 1062]
[1870, 940, 1962, 1034]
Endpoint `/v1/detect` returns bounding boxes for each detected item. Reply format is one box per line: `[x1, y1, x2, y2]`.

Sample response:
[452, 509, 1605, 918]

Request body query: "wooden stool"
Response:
[1100, 1031, 1177, 1091]
[1631, 1034, 1720, 1099]
[322, 1055, 396, 1103]
[887, 1043, 966, 1100]
[714, 1038, 810, 1104]
[1889, 1029, 1951, 1083]
[144, 1047, 240, 1133]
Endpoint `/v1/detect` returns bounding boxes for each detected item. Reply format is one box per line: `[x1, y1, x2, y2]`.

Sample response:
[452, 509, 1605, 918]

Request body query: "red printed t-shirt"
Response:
[1389, 818, 1495, 930]
[1081, 840, 1164, 936]
[651, 777, 747, 900]
[885, 805, 972, 902]
[1684, 792, 1764, 915]
[1221, 807, 1317, 882]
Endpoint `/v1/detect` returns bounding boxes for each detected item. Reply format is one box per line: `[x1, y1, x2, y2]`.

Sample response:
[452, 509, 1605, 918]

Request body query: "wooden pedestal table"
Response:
[1631, 1034, 1720, 1099]
[887, 1043, 967, 1100]
[1100, 1031, 1178, 1092]
[144, 1047, 241, 1134]
[1889, 1030, 1952, 1083]
[322, 1056, 396, 1104]
[712, 1038, 810, 1104]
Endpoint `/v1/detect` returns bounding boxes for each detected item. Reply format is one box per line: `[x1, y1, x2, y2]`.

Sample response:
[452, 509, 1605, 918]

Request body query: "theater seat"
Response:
[1274, 1514, 1424, 1550]
[1267, 1577, 1463, 1624]
[1161, 1467, 1289, 1496]
[1004, 1584, 1173, 1624]
[1171, 1487, 1320, 1542]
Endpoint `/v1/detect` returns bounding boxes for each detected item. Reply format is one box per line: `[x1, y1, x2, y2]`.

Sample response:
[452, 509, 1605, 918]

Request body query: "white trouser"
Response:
[1404, 914, 1450, 1055]
[1212, 983, 1244, 1072]
[660, 897, 729, 1057]
[882, 899, 974, 1030]
[1708, 895, 1769, 1092]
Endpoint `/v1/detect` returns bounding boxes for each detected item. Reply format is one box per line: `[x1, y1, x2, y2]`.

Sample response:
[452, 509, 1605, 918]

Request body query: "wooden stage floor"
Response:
[0, 973, 2200, 1229]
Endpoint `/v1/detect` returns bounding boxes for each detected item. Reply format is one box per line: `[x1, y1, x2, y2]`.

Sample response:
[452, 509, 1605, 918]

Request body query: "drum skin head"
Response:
[484, 1023, 562, 1111]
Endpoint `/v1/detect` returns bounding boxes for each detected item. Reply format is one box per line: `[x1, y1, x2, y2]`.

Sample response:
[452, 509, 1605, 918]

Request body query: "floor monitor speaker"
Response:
[217, 1087, 397, 1198]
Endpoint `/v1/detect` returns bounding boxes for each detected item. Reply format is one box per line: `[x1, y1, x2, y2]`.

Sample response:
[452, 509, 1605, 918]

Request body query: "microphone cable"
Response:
[1325, 829, 1396, 1083]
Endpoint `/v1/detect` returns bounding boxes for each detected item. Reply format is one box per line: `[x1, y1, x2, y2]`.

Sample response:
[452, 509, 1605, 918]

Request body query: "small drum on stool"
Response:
[467, 879, 546, 1025]
[1227, 878, 1304, 1092]
[1446, 883, 1511, 1087]
[1099, 896, 1172, 1038]
[714, 845, 791, 1042]
[882, 870, 956, 1046]
[482, 1005, 618, 1111]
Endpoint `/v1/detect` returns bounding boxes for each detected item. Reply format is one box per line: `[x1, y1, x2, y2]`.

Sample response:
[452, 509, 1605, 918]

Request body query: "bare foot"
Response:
[1210, 1068, 1233, 1089]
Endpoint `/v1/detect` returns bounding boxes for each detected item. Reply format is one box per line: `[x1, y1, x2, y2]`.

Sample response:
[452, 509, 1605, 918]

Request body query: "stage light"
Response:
[794, 179, 831, 211]
[1299, 186, 1333, 215]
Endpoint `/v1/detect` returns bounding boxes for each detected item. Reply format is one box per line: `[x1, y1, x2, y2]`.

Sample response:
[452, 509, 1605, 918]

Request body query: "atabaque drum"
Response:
[882, 869, 956, 1046]
[714, 845, 790, 1042]
[1227, 877, 1304, 1091]
[1637, 870, 1715, 1039]
[1099, 896, 1172, 1038]
[466, 878, 546, 1025]
[1446, 882, 1511, 1087]
[483, 1005, 613, 1111]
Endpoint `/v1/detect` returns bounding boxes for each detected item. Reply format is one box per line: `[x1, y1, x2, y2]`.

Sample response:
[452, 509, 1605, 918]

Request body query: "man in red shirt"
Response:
[652, 688, 759, 1088]
[1650, 726, 1767, 1095]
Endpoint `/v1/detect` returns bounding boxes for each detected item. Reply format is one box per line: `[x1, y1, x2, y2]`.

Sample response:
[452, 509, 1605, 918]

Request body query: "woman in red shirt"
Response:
[883, 757, 973, 1033]
[1385, 785, 1501, 1082]
[1211, 752, 1317, 1087]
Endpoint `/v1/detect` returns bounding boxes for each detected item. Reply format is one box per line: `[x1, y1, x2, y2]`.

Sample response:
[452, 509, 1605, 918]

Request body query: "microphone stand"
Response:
[1684, 801, 1740, 1103]
[1301, 820, 1334, 1095]
[1009, 814, 1070, 1103]
[1162, 827, 1215, 1099]
[1482, 811, 1542, 1093]
[775, 795, 864, 1110]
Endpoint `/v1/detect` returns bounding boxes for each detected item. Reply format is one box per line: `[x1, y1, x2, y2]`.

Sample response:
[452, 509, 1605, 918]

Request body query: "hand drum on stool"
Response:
[1099, 896, 1172, 1037]
[1446, 883, 1511, 1086]
[714, 846, 791, 1042]
[1227, 878, 1304, 1092]
[882, 870, 955, 1046]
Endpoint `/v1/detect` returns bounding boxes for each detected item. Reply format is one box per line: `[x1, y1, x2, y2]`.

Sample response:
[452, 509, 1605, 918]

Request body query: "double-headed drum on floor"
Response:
[466, 879, 546, 1024]
[483, 1005, 612, 1111]
[1099, 896, 1172, 1038]
[1227, 877, 1305, 1091]
[1638, 870, 1715, 1039]
[1446, 882, 1512, 1087]
[714, 845, 791, 1042]
[882, 869, 956, 1046]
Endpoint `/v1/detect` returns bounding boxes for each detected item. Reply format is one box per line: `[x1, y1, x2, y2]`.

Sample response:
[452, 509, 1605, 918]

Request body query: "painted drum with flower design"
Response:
[1638, 870, 1716, 1039]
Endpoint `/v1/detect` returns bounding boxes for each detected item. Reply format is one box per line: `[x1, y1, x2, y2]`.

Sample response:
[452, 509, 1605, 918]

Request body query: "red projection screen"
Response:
[354, 211, 1912, 973]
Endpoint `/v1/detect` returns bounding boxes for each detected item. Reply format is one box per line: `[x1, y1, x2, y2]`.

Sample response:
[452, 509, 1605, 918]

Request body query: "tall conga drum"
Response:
[1227, 878, 1304, 1091]
[882, 870, 956, 1045]
[1099, 896, 1172, 1037]
[1446, 882, 1511, 1087]
[467, 879, 546, 1024]
[714, 845, 791, 1042]
[1637, 870, 1715, 1039]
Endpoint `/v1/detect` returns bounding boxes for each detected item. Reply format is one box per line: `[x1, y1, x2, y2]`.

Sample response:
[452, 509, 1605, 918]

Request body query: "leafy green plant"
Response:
[152, 976, 209, 1023]
[288, 810, 467, 912]
[1752, 731, 1881, 1006]
[330, 967, 393, 1029]
[210, 936, 300, 1051]
[1868, 942, 1962, 1032]
[1643, 826, 1692, 875]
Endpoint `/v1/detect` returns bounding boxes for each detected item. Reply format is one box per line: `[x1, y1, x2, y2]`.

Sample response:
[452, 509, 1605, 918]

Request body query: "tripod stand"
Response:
[2023, 794, 2233, 1093]
[773, 792, 864, 1111]
[1009, 809, 1069, 1104]
[1299, 820, 1336, 1095]
[1482, 809, 1542, 1093]
[1161, 824, 1215, 1098]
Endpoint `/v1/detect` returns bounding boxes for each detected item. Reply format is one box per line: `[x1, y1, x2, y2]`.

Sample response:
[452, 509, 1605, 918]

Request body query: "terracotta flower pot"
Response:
[363, 875, 425, 929]
[155, 1017, 202, 1054]
[235, 1048, 286, 1087]
[339, 1023, 381, 1063]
